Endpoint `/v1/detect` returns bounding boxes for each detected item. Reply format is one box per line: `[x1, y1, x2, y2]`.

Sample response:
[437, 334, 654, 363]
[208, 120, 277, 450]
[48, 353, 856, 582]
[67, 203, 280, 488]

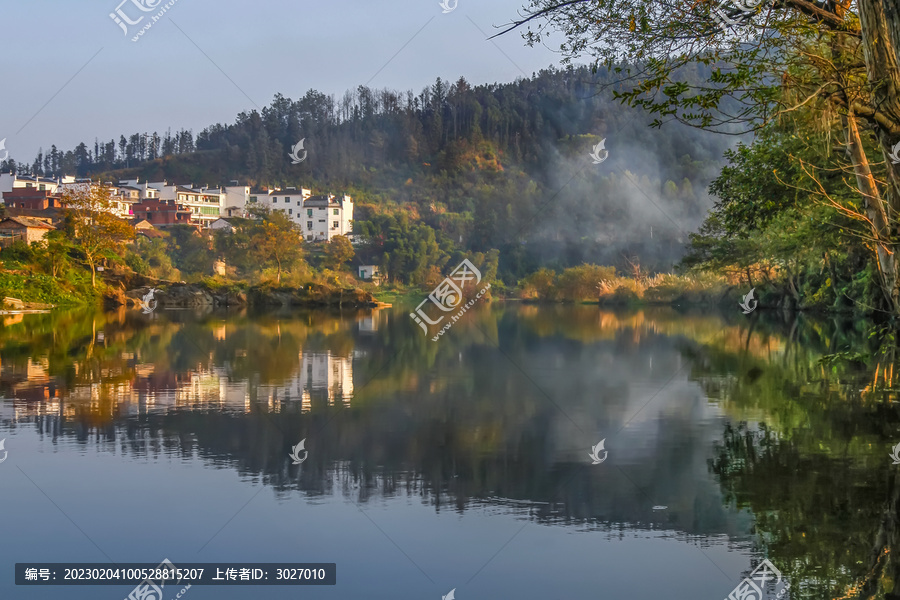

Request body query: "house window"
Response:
[318, 219, 325, 223]
[307, 221, 313, 230]
[273, 198, 277, 203]
[307, 235, 313, 240]
[39, 184, 46, 191]
[285, 197, 291, 203]
[288, 209, 292, 215]
[307, 209, 312, 217]
[333, 208, 339, 215]
[332, 221, 338, 228]
[250, 196, 257, 203]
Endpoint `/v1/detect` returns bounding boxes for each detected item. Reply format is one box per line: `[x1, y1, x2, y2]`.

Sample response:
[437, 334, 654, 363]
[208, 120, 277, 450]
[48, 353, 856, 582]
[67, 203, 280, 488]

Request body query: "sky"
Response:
[0, 0, 563, 163]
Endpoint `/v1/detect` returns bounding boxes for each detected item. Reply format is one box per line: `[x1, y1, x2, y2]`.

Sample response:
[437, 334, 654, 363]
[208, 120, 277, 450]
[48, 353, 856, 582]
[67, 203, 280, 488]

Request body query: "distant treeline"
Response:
[3, 65, 735, 284]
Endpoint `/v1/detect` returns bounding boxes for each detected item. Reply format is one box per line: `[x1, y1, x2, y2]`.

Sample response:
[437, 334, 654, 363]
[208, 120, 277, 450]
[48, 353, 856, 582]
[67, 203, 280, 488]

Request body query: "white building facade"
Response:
[145, 181, 226, 226]
[251, 188, 352, 241]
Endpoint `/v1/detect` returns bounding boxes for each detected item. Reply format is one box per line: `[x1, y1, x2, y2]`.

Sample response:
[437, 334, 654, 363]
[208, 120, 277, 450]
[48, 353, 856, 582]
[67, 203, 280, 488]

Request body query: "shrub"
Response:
[557, 265, 617, 301]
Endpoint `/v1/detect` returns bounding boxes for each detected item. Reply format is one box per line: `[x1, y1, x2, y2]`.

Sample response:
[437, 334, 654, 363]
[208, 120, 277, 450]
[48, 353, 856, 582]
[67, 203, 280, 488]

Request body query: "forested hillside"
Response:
[1, 65, 735, 283]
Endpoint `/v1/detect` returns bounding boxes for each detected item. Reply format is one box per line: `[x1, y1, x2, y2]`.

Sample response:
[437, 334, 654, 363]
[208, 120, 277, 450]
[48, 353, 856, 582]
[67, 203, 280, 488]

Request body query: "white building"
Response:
[145, 181, 225, 226]
[117, 179, 162, 200]
[250, 188, 352, 241]
[223, 182, 251, 218]
[254, 187, 311, 220]
[300, 194, 353, 241]
[56, 180, 136, 218]
[0, 173, 72, 196]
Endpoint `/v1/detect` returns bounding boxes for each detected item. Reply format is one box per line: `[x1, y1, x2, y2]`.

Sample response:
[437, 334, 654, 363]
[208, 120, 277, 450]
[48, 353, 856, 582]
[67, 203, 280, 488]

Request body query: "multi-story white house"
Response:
[301, 194, 353, 242]
[253, 187, 311, 219]
[117, 179, 162, 200]
[0, 173, 73, 196]
[249, 187, 352, 241]
[145, 181, 225, 226]
[223, 182, 251, 218]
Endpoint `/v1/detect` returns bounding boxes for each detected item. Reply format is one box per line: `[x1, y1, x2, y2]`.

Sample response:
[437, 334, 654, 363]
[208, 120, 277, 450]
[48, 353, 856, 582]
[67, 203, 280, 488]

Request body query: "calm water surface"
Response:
[0, 304, 896, 599]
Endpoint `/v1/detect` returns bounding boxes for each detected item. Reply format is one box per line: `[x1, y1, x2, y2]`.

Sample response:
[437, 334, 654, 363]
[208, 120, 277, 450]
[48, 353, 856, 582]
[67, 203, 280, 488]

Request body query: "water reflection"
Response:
[1, 305, 897, 599]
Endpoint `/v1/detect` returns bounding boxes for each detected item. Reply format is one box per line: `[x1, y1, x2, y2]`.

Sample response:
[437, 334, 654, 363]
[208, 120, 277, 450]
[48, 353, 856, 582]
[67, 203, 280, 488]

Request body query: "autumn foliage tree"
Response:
[60, 183, 134, 287]
[248, 206, 304, 284]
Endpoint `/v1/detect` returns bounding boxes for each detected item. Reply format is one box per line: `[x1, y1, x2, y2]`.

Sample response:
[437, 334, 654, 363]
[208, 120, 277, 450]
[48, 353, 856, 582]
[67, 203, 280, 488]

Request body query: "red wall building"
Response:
[3, 188, 65, 210]
[131, 199, 193, 227]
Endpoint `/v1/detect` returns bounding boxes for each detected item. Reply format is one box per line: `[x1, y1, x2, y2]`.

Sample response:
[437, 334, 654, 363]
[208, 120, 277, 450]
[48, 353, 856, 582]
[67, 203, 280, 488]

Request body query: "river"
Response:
[0, 304, 893, 599]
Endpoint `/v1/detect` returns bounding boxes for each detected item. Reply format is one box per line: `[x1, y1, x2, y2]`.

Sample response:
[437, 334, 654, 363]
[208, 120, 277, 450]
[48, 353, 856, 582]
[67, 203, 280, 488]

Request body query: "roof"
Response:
[132, 219, 155, 229]
[0, 216, 56, 230]
[304, 195, 341, 207]
[4, 207, 65, 223]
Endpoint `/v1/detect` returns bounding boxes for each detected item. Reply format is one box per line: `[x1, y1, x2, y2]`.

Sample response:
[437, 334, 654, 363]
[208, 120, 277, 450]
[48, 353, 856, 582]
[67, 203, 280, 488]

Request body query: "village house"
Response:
[131, 198, 193, 227]
[117, 179, 162, 200]
[250, 187, 352, 241]
[358, 265, 383, 285]
[0, 216, 55, 246]
[301, 194, 353, 242]
[2, 188, 65, 210]
[133, 219, 164, 239]
[145, 181, 226, 227]
[208, 217, 236, 233]
[223, 182, 251, 218]
[0, 173, 74, 197]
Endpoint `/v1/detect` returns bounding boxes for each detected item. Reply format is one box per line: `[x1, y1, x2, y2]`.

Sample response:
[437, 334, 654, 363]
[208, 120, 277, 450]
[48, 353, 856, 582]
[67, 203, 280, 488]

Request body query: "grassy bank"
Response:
[0, 270, 97, 306]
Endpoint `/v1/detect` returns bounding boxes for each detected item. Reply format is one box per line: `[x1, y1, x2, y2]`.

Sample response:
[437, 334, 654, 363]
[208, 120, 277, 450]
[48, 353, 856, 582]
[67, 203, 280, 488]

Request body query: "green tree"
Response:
[508, 0, 900, 310]
[323, 235, 355, 269]
[166, 225, 213, 276]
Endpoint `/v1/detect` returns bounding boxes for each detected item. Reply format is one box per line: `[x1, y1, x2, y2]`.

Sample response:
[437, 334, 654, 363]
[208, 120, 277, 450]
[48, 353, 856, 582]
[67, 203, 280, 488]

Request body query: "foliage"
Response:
[248, 206, 305, 284]
[0, 270, 94, 305]
[4, 66, 736, 284]
[682, 113, 874, 312]
[60, 183, 134, 287]
[323, 235, 354, 269]
[518, 268, 557, 300]
[556, 264, 617, 302]
[129, 236, 181, 281]
[166, 225, 213, 277]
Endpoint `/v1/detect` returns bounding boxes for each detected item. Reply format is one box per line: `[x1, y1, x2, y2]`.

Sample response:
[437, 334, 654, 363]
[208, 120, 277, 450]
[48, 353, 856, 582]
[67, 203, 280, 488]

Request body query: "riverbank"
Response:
[109, 281, 377, 310]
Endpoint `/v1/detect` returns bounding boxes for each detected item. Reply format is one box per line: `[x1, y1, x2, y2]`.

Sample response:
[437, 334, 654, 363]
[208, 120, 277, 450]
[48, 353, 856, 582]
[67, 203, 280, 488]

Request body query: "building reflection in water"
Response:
[0, 348, 355, 423]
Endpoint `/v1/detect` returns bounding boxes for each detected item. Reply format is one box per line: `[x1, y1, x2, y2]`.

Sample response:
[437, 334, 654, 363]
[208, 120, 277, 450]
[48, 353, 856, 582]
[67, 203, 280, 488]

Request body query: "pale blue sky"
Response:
[0, 0, 563, 162]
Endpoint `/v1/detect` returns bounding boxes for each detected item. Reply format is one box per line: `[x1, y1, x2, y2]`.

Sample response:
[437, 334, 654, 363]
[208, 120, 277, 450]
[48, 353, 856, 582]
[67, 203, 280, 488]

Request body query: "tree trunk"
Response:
[854, 0, 900, 311]
[842, 113, 899, 310]
[88, 256, 97, 288]
[857, 0, 900, 195]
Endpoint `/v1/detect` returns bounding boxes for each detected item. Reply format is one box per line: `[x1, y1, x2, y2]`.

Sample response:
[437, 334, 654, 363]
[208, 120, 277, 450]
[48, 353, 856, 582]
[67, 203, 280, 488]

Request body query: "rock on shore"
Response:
[118, 283, 374, 309]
